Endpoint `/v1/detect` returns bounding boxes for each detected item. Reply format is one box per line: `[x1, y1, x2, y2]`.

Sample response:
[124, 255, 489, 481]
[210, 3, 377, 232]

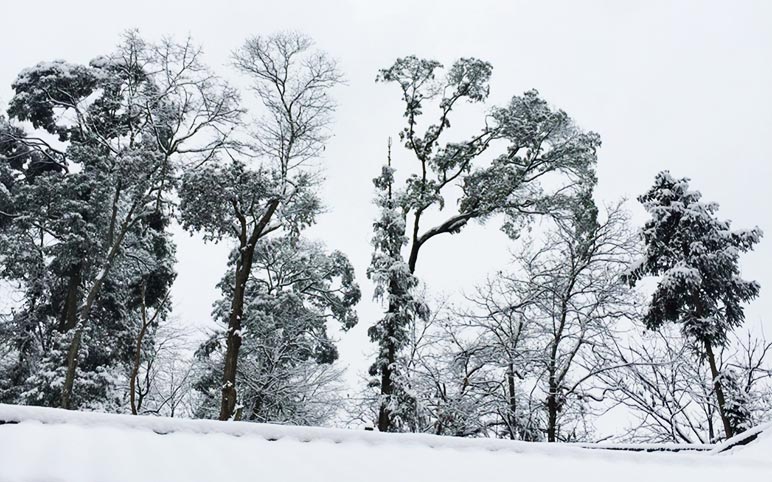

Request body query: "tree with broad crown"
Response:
[369, 56, 599, 432]
[0, 31, 237, 410]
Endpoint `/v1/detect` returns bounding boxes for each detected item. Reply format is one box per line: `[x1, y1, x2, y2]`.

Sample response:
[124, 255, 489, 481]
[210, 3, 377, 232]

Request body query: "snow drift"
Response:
[0, 404, 769, 482]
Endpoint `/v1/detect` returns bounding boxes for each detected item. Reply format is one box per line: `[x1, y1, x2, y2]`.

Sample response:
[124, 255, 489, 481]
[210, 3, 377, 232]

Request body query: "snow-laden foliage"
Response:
[367, 163, 429, 431]
[625, 171, 763, 439]
[368, 55, 600, 432]
[0, 31, 238, 410]
[179, 32, 344, 421]
[2, 30, 769, 449]
[626, 172, 762, 346]
[194, 237, 360, 425]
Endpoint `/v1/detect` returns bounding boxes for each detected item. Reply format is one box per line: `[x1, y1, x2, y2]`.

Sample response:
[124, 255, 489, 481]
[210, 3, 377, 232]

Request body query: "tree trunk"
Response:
[56, 265, 80, 406]
[219, 259, 249, 421]
[218, 199, 279, 421]
[705, 340, 734, 439]
[60, 265, 82, 332]
[506, 363, 517, 440]
[546, 377, 558, 442]
[377, 340, 396, 432]
[376, 261, 405, 433]
[61, 329, 82, 409]
[130, 287, 150, 415]
[59, 203, 139, 409]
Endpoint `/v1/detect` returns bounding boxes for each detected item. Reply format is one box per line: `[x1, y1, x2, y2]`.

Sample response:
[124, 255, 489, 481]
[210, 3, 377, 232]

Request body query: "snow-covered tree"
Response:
[0, 31, 238, 410]
[369, 56, 599, 432]
[179, 32, 342, 421]
[367, 142, 428, 431]
[460, 196, 638, 441]
[193, 236, 359, 425]
[624, 171, 763, 439]
[595, 325, 772, 443]
[401, 300, 541, 439]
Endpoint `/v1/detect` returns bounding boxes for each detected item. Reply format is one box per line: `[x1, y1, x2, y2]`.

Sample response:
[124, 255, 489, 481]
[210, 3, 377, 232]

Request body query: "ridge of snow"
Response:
[0, 403, 739, 458]
[2, 404, 771, 482]
[712, 420, 772, 455]
[0, 403, 598, 457]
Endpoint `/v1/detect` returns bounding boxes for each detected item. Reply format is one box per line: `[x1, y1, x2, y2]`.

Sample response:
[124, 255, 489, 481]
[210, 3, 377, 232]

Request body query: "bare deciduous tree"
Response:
[129, 320, 197, 418]
[595, 326, 772, 443]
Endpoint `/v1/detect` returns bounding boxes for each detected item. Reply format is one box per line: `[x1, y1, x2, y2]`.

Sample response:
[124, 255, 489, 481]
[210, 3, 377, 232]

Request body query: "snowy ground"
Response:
[0, 404, 769, 482]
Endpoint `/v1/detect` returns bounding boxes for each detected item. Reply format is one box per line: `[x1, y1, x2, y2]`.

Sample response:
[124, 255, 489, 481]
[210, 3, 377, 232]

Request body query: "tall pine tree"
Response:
[625, 171, 762, 439]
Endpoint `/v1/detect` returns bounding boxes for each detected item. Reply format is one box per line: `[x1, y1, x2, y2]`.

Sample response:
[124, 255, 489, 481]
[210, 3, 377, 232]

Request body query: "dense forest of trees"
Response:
[0, 30, 769, 444]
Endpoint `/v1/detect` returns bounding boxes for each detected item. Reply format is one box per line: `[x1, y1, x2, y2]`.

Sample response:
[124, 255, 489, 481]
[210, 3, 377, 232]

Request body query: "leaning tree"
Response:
[369, 56, 600, 431]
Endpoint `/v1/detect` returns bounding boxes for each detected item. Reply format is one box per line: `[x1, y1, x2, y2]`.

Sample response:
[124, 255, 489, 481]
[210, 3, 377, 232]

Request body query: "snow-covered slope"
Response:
[0, 404, 769, 482]
[713, 419, 772, 459]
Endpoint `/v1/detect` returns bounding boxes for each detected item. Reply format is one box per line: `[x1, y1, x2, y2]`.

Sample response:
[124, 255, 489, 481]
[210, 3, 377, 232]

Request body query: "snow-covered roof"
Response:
[0, 404, 769, 482]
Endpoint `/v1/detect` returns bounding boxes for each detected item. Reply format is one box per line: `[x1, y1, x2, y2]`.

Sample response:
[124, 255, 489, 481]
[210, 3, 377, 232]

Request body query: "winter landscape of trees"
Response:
[1, 29, 770, 445]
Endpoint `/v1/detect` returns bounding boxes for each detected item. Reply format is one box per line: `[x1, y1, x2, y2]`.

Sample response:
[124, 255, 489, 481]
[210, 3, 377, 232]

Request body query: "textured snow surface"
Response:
[0, 404, 770, 482]
[713, 419, 772, 460]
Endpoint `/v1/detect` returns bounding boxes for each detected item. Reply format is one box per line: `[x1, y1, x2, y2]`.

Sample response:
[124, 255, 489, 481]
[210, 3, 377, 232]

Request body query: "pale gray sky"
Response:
[2, 0, 771, 391]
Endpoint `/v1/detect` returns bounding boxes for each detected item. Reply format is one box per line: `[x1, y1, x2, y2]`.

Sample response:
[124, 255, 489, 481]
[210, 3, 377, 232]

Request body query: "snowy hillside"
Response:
[0, 404, 769, 482]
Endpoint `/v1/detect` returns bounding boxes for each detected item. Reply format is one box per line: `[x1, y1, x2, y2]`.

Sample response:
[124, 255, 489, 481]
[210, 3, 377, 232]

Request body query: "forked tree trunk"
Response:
[130, 286, 166, 415]
[60, 200, 141, 409]
[218, 200, 279, 421]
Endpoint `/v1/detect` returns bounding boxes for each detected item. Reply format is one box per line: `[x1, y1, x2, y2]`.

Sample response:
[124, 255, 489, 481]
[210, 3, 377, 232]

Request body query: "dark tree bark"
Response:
[61, 330, 82, 410]
[506, 363, 518, 440]
[705, 339, 734, 439]
[218, 199, 279, 421]
[377, 341, 396, 432]
[60, 201, 139, 409]
[60, 265, 82, 332]
[376, 263, 403, 432]
[546, 376, 559, 443]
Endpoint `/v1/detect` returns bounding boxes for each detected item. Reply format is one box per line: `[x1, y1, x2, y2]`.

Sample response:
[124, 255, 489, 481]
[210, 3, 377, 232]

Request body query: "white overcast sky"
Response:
[2, 0, 771, 391]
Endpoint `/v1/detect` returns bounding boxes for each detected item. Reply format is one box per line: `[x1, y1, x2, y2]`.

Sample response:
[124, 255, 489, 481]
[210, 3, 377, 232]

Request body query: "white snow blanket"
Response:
[0, 404, 769, 482]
